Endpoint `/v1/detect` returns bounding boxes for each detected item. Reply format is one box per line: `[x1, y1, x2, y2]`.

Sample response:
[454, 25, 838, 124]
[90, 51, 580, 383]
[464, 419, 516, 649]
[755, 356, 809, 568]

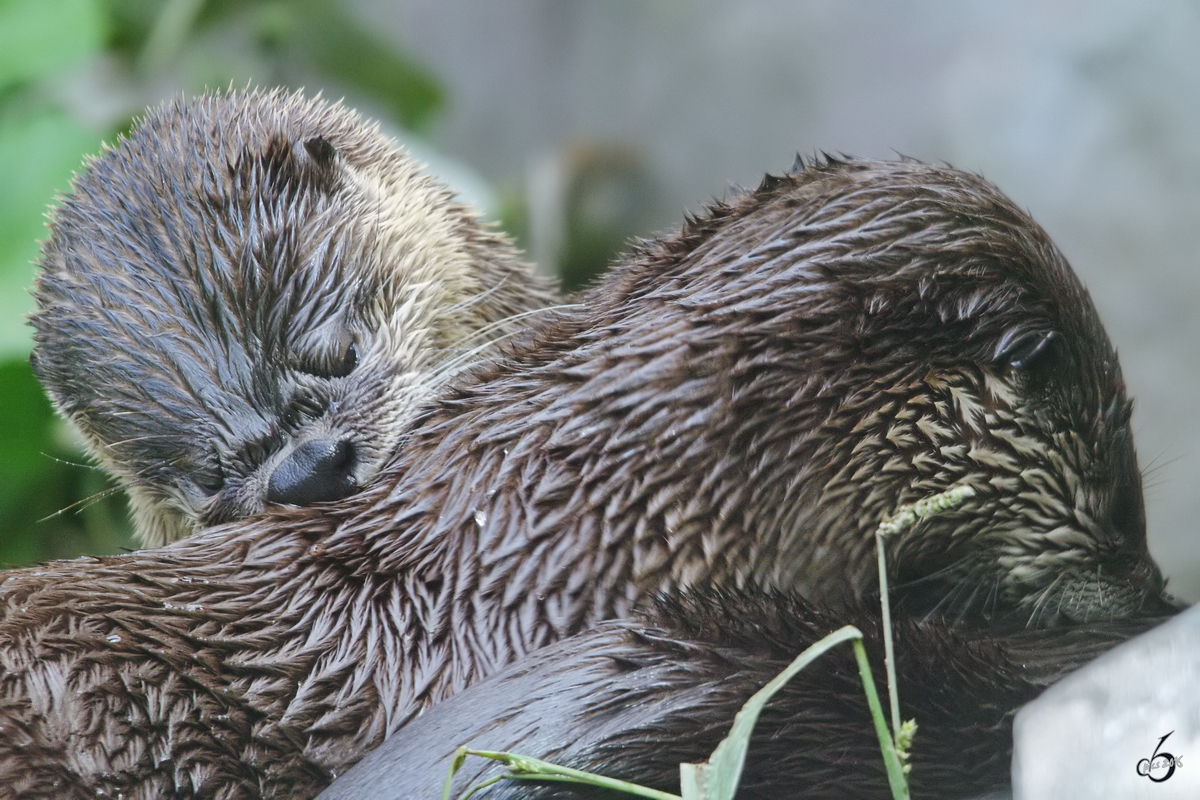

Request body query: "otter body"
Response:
[319, 591, 1172, 800]
[31, 90, 558, 546]
[1, 158, 1168, 796]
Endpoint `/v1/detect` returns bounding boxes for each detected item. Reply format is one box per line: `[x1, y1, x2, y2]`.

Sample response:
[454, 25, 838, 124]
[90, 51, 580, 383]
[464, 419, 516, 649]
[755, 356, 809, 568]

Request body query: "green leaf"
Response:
[0, 355, 133, 568]
[682, 625, 865, 799]
[0, 358, 55, 515]
[851, 638, 910, 799]
[0, 0, 107, 92]
[292, 0, 443, 132]
[0, 108, 101, 359]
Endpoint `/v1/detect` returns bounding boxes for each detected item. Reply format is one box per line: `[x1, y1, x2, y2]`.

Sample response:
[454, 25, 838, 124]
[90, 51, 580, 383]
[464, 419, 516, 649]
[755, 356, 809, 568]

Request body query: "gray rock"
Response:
[1013, 604, 1200, 798]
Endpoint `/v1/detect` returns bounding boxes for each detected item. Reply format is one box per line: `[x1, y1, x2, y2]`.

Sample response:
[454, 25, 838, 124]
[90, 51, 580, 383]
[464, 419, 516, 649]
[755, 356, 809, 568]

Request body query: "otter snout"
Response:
[267, 438, 358, 506]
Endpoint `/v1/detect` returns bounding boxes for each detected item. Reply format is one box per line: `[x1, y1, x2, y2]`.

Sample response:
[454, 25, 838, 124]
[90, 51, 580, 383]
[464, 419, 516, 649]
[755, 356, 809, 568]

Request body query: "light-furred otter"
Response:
[1, 158, 1171, 796]
[318, 590, 1174, 800]
[30, 90, 558, 547]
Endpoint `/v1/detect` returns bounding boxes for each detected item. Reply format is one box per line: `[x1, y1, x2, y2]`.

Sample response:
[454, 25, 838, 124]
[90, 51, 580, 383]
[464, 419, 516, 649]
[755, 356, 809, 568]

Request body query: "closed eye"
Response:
[995, 330, 1057, 370]
[298, 338, 358, 379]
[330, 341, 358, 377]
[194, 457, 225, 496]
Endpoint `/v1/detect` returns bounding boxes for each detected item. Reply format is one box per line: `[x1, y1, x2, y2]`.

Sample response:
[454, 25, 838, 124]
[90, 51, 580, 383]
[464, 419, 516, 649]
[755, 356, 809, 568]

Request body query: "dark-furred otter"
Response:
[318, 591, 1173, 800]
[30, 90, 558, 547]
[1, 158, 1170, 796]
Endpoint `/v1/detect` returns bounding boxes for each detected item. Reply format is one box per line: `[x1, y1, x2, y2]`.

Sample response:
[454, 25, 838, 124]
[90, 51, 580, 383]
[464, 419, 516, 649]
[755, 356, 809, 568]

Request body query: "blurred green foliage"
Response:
[0, 0, 106, 92]
[0, 0, 125, 565]
[0, 0, 632, 569]
[0, 0, 447, 567]
[555, 145, 659, 292]
[0, 359, 128, 566]
[0, 0, 106, 360]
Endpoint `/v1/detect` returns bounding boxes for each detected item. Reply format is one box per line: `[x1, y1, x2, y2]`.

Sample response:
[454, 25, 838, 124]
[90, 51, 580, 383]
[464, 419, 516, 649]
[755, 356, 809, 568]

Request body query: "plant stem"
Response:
[461, 750, 681, 800]
[876, 527, 901, 738]
[852, 638, 909, 800]
[874, 484, 976, 739]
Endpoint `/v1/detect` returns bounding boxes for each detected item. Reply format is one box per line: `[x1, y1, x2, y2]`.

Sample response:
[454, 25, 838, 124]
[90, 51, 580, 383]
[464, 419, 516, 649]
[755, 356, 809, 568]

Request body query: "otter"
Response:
[317, 590, 1175, 799]
[30, 90, 558, 547]
[0, 158, 1169, 797]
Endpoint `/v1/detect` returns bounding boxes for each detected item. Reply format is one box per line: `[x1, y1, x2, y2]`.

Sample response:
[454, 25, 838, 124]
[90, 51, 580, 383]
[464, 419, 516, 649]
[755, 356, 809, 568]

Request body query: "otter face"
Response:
[31, 91, 554, 547]
[701, 162, 1166, 624]
[809, 352, 1156, 625]
[879, 361, 1155, 625]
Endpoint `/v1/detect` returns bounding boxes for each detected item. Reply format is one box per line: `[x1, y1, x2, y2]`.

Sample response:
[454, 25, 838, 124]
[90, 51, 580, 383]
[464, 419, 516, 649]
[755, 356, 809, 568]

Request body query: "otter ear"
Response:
[303, 136, 337, 166]
[995, 330, 1058, 370]
[297, 136, 340, 192]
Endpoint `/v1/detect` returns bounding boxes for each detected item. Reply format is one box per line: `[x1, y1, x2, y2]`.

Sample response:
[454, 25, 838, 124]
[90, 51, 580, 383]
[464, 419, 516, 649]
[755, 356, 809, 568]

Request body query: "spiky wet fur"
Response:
[30, 90, 558, 547]
[325, 590, 1171, 800]
[1, 158, 1169, 797]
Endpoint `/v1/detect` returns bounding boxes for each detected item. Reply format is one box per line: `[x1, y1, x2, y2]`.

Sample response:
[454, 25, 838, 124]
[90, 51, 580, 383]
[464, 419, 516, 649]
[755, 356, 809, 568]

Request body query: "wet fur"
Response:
[31, 90, 558, 546]
[2, 158, 1169, 797]
[320, 590, 1171, 800]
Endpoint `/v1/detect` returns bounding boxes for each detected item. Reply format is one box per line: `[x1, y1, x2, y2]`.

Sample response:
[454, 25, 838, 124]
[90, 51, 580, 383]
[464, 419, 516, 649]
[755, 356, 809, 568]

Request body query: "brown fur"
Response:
[320, 590, 1173, 799]
[31, 90, 558, 546]
[2, 158, 1168, 797]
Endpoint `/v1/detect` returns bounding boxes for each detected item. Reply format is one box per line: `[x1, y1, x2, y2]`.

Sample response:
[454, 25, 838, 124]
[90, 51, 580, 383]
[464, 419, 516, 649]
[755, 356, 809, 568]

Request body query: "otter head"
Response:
[692, 160, 1165, 624]
[31, 90, 556, 547]
[594, 158, 1166, 625]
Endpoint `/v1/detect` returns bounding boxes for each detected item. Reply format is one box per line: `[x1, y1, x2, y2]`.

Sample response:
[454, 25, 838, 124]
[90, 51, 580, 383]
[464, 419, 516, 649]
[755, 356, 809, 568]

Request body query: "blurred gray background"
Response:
[4, 0, 1200, 599]
[352, 0, 1200, 600]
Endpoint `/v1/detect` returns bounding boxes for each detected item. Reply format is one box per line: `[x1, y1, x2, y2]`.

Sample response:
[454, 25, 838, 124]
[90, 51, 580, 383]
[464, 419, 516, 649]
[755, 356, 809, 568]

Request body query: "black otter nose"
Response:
[266, 438, 358, 506]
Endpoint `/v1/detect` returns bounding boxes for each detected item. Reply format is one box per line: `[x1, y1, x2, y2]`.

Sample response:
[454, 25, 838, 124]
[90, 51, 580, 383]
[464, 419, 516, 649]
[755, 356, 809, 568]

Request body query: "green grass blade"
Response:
[452, 749, 681, 800]
[442, 745, 470, 800]
[682, 624, 865, 799]
[852, 639, 909, 799]
[678, 761, 703, 800]
[876, 528, 900, 738]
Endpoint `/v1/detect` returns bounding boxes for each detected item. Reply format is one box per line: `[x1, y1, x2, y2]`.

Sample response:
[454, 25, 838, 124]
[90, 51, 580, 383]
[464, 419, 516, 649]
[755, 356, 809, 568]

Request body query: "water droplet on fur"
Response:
[106, 633, 121, 644]
[474, 509, 488, 528]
